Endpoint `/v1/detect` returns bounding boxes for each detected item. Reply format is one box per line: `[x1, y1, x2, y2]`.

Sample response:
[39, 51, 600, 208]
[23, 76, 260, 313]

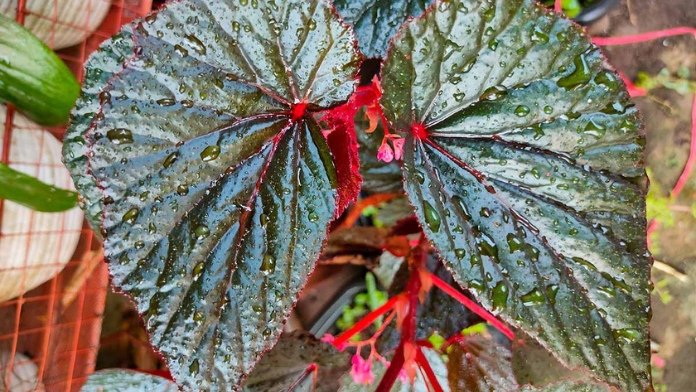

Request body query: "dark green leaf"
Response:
[82, 370, 178, 392]
[380, 0, 650, 390]
[0, 163, 77, 212]
[63, 0, 359, 390]
[334, 0, 435, 58]
[521, 380, 613, 392]
[243, 332, 350, 392]
[447, 335, 518, 391]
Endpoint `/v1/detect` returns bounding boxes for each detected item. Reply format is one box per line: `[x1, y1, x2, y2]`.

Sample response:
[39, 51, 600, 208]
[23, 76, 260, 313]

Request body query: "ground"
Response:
[590, 1, 696, 390]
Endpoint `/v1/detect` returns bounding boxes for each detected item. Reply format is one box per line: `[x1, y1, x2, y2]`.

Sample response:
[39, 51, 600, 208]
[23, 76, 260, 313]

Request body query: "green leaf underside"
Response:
[447, 335, 518, 391]
[63, 0, 359, 390]
[0, 163, 78, 212]
[82, 370, 178, 392]
[334, 0, 435, 58]
[380, 0, 650, 390]
[243, 332, 350, 391]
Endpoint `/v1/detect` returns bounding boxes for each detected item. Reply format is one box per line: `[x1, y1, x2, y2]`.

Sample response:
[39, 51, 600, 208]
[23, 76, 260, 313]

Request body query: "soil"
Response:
[589, 1, 696, 390]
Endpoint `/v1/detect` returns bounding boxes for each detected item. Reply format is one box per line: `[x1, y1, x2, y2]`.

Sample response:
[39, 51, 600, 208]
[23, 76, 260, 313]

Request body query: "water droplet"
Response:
[308, 211, 319, 222]
[572, 256, 597, 271]
[546, 284, 559, 304]
[193, 261, 204, 277]
[468, 279, 485, 293]
[163, 152, 178, 168]
[454, 92, 466, 102]
[557, 53, 592, 89]
[506, 233, 524, 253]
[520, 288, 545, 306]
[134, 240, 145, 249]
[595, 70, 619, 91]
[422, 201, 441, 232]
[260, 254, 276, 274]
[107, 128, 133, 144]
[200, 145, 221, 161]
[543, 105, 553, 114]
[454, 248, 466, 259]
[174, 44, 189, 57]
[194, 225, 210, 239]
[177, 184, 189, 196]
[614, 328, 640, 343]
[492, 282, 509, 310]
[193, 311, 204, 322]
[122, 208, 139, 224]
[480, 85, 507, 101]
[515, 105, 531, 117]
[482, 6, 495, 22]
[531, 28, 549, 43]
[185, 34, 207, 55]
[156, 98, 175, 106]
[189, 359, 200, 375]
[582, 119, 606, 138]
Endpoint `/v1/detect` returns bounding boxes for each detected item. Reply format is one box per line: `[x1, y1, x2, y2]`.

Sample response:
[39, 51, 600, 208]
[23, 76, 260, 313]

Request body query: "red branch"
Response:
[429, 273, 515, 340]
[416, 347, 445, 392]
[593, 27, 696, 46]
[333, 294, 403, 348]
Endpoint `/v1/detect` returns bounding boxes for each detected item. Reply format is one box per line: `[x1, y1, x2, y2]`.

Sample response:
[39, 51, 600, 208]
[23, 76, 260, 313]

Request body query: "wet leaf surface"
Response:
[63, 0, 359, 389]
[82, 369, 178, 392]
[243, 332, 350, 392]
[447, 335, 518, 391]
[334, 0, 435, 58]
[380, 0, 650, 390]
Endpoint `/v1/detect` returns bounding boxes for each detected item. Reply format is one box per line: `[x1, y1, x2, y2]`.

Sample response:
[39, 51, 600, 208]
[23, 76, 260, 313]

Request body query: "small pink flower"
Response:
[350, 354, 375, 385]
[391, 137, 405, 161]
[377, 140, 394, 163]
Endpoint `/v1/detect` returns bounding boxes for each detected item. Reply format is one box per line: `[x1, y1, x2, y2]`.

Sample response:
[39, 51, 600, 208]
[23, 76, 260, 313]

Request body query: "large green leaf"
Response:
[334, 0, 435, 58]
[447, 335, 518, 391]
[82, 370, 178, 392]
[63, 0, 359, 390]
[380, 0, 650, 390]
[243, 332, 350, 391]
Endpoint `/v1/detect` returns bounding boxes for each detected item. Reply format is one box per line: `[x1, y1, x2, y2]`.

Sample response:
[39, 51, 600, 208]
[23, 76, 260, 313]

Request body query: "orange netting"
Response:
[0, 1, 151, 390]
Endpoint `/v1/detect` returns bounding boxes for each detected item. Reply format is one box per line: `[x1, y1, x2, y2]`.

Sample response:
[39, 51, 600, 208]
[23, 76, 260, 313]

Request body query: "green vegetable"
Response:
[0, 163, 78, 212]
[0, 14, 79, 125]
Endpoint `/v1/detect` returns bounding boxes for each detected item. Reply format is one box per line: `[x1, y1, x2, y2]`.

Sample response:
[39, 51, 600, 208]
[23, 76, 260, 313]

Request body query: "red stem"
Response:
[429, 273, 515, 340]
[416, 347, 445, 392]
[333, 294, 403, 347]
[593, 27, 696, 46]
[554, 0, 562, 13]
[669, 95, 696, 199]
[375, 344, 404, 392]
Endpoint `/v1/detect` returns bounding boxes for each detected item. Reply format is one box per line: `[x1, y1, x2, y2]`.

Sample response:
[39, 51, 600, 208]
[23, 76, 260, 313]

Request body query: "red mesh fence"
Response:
[0, 1, 152, 391]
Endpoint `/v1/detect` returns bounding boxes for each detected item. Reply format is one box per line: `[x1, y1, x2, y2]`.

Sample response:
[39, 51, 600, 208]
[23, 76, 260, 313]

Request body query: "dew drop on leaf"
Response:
[200, 145, 221, 161]
[122, 207, 140, 224]
[492, 282, 509, 310]
[422, 200, 441, 232]
[260, 254, 276, 274]
[107, 128, 134, 144]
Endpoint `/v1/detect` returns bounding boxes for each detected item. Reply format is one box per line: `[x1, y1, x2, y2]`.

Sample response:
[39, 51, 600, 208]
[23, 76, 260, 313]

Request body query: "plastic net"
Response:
[0, 1, 152, 390]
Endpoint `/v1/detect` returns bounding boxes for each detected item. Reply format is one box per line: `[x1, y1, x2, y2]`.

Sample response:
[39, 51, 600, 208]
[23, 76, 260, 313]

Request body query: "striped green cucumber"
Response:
[0, 14, 79, 126]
